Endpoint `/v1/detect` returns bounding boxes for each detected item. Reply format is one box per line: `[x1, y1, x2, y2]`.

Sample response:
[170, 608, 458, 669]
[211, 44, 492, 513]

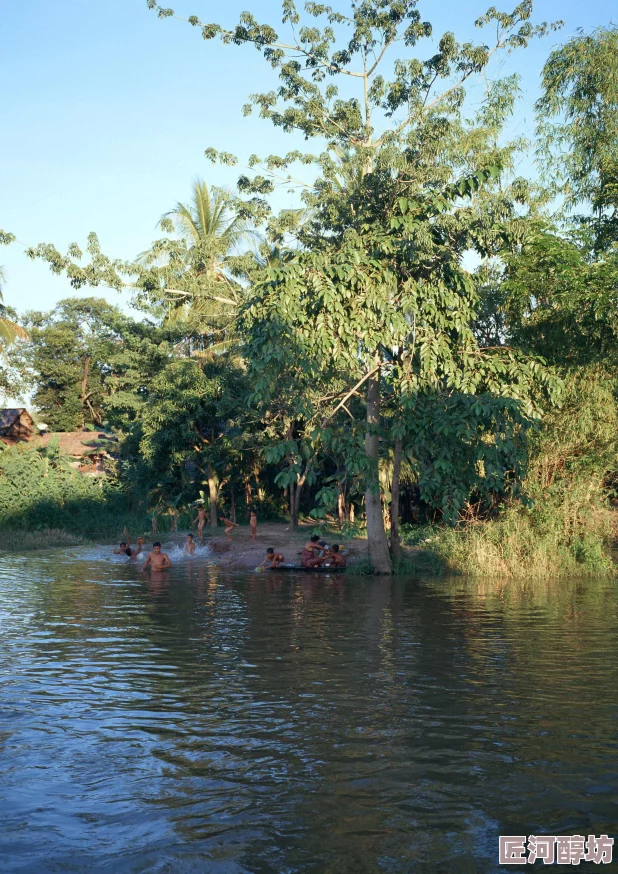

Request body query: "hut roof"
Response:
[34, 431, 117, 457]
[0, 408, 34, 436]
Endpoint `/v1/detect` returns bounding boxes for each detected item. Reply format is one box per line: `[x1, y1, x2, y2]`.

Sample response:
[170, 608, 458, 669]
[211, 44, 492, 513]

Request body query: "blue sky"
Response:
[1, 0, 615, 317]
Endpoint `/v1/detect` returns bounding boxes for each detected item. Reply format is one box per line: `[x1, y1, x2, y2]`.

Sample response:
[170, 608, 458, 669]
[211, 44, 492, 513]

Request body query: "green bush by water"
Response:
[0, 444, 148, 540]
[401, 370, 618, 579]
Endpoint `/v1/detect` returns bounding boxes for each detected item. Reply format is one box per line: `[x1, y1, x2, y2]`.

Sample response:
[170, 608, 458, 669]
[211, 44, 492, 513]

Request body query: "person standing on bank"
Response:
[194, 505, 206, 542]
[220, 515, 239, 541]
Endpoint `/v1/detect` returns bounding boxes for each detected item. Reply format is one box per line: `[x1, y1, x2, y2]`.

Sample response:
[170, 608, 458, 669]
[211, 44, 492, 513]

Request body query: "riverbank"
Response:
[0, 522, 369, 567]
[153, 523, 368, 571]
[0, 528, 87, 552]
[2, 517, 615, 578]
[0, 522, 445, 577]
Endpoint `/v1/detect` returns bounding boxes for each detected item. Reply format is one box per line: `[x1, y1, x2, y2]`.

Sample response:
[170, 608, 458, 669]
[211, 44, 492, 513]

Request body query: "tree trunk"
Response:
[294, 480, 303, 524]
[349, 503, 355, 524]
[337, 488, 347, 525]
[207, 463, 218, 527]
[365, 369, 392, 574]
[289, 482, 298, 529]
[390, 434, 402, 567]
[81, 355, 91, 403]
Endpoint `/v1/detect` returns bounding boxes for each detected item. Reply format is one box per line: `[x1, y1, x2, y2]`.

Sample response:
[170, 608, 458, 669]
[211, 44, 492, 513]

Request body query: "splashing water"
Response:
[163, 542, 212, 562]
[72, 542, 212, 563]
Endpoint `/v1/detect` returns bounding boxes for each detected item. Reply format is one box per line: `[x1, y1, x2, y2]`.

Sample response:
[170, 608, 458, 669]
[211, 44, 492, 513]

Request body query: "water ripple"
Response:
[0, 554, 617, 872]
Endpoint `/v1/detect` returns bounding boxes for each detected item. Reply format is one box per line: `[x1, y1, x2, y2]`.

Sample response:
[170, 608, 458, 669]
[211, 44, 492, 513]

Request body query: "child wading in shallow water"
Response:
[249, 511, 257, 540]
[184, 534, 195, 555]
[258, 547, 284, 569]
[220, 516, 239, 541]
[141, 542, 172, 572]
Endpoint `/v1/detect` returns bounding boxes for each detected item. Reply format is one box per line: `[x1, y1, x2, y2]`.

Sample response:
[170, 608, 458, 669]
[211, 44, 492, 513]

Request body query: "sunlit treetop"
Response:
[148, 0, 560, 202]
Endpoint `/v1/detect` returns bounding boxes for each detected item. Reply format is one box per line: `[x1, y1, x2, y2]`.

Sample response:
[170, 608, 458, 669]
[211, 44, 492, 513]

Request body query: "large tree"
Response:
[141, 179, 255, 341]
[139, 354, 254, 526]
[489, 26, 618, 369]
[16, 298, 173, 431]
[536, 25, 618, 250]
[148, 0, 559, 571]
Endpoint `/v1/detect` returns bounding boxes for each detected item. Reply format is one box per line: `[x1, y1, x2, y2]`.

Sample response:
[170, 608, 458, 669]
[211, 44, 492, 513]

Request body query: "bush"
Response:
[401, 369, 618, 578]
[0, 444, 142, 539]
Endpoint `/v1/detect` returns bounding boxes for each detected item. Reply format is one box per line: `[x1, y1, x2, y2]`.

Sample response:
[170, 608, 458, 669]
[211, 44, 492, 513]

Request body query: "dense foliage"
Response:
[0, 441, 132, 536]
[1, 10, 617, 575]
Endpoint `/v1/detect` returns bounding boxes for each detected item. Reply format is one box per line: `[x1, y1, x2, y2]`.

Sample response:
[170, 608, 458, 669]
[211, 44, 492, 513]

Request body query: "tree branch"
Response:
[321, 362, 383, 429]
[374, 37, 506, 147]
[160, 9, 365, 78]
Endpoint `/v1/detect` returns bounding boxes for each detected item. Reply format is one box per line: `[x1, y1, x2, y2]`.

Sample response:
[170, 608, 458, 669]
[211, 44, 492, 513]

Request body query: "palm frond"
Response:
[0, 268, 28, 346]
[0, 317, 28, 346]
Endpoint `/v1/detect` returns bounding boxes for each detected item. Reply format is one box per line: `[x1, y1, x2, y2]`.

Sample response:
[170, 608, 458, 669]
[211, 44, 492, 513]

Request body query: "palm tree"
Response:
[140, 181, 254, 345]
[330, 147, 365, 194]
[0, 266, 27, 346]
[163, 180, 248, 257]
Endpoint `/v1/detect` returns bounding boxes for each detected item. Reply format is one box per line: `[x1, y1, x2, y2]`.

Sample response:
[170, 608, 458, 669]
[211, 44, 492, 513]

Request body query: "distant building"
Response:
[0, 408, 36, 444]
[0, 409, 117, 475]
[35, 431, 119, 476]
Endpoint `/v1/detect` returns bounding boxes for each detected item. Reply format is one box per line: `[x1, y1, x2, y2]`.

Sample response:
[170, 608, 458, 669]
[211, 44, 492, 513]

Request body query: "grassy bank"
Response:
[397, 370, 618, 579]
[400, 505, 616, 579]
[0, 528, 88, 552]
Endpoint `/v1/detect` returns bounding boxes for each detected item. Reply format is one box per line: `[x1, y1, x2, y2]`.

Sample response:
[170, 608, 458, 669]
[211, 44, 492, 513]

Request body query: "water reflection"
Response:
[0, 552, 617, 872]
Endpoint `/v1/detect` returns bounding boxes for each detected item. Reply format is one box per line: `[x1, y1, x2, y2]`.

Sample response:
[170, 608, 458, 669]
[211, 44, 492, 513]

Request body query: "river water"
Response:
[0, 549, 616, 872]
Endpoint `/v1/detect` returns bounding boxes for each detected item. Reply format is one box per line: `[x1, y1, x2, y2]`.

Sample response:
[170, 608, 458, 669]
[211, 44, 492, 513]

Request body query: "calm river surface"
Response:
[0, 550, 617, 872]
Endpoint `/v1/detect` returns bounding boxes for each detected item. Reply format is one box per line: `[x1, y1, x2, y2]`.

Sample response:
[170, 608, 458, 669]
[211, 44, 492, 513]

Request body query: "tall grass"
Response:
[425, 504, 614, 578]
[401, 369, 618, 579]
[0, 528, 86, 552]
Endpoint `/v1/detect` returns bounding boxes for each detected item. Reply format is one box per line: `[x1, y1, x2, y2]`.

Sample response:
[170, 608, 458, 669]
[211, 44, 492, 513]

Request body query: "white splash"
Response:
[73, 542, 212, 563]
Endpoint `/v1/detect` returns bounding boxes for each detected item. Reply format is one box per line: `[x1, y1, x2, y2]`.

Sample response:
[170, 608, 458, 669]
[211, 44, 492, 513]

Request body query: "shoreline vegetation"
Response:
[2, 513, 615, 579]
[1, 18, 618, 580]
[1, 367, 615, 578]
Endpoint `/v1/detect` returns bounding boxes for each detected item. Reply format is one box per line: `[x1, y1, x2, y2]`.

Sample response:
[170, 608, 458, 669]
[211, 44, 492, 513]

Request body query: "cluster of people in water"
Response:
[113, 509, 346, 572]
[255, 538, 346, 570]
[112, 536, 173, 571]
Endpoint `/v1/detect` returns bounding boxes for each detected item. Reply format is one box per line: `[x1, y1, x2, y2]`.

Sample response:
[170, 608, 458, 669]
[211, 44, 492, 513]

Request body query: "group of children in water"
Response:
[113, 536, 173, 571]
[113, 510, 346, 573]
[300, 535, 346, 568]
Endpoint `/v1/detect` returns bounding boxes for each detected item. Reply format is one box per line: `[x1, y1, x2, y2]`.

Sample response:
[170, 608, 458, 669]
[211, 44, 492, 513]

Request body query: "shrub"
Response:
[401, 369, 618, 578]
[0, 444, 139, 538]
